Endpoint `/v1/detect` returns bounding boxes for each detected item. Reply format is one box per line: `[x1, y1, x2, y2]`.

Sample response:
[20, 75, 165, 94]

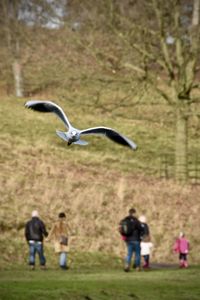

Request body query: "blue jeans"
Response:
[126, 241, 141, 267]
[29, 241, 46, 266]
[59, 252, 67, 267]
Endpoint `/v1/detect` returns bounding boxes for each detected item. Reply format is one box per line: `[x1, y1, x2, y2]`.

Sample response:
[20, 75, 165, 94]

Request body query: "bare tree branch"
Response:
[151, 0, 175, 80]
[184, 0, 200, 94]
[123, 63, 146, 75]
[174, 0, 184, 69]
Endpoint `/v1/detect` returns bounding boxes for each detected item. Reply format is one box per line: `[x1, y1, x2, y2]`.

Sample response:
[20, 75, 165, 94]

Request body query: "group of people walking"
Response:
[25, 208, 189, 271]
[119, 208, 153, 272]
[119, 208, 190, 272]
[25, 210, 70, 270]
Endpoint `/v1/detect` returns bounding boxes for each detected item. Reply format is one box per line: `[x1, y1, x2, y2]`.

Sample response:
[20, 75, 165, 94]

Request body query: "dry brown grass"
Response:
[1, 141, 200, 266]
[0, 94, 200, 267]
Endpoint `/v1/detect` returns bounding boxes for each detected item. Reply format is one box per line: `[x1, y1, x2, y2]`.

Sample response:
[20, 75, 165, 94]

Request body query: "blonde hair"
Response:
[32, 210, 39, 217]
[139, 215, 146, 223]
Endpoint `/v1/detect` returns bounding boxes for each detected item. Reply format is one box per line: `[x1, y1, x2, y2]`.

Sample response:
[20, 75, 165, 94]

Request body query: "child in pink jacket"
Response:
[173, 232, 190, 268]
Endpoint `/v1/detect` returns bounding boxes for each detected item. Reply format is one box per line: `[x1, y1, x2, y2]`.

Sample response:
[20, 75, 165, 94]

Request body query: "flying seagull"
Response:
[25, 100, 137, 150]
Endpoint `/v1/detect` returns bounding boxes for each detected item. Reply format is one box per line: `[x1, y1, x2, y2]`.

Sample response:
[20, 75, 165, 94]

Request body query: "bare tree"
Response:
[0, 0, 66, 97]
[64, 0, 200, 182]
[101, 0, 200, 182]
[0, 0, 24, 97]
[151, 0, 199, 182]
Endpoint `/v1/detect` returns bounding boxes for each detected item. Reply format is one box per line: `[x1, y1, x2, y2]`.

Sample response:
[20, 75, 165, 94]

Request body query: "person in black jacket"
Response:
[25, 210, 48, 270]
[139, 215, 150, 241]
[122, 208, 143, 272]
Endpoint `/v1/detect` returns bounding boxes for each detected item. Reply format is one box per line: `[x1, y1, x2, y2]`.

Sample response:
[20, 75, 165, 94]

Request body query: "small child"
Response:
[173, 232, 189, 268]
[140, 240, 153, 269]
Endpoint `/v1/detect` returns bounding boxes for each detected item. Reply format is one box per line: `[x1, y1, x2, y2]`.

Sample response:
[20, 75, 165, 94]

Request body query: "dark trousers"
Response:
[142, 254, 150, 267]
[179, 253, 187, 261]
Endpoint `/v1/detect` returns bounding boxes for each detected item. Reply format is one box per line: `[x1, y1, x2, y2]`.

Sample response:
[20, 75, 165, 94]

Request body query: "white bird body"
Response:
[25, 100, 137, 150]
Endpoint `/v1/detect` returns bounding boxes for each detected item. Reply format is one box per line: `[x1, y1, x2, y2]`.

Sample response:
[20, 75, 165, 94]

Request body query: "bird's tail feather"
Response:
[74, 140, 88, 146]
[56, 130, 68, 142]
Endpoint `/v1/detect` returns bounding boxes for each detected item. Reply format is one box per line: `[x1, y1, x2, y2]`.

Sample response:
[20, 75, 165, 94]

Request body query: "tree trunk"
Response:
[175, 108, 188, 182]
[192, 0, 200, 26]
[12, 60, 23, 97]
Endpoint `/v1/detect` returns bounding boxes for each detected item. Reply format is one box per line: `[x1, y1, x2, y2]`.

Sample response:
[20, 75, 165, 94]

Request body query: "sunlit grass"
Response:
[0, 94, 200, 267]
[0, 265, 200, 300]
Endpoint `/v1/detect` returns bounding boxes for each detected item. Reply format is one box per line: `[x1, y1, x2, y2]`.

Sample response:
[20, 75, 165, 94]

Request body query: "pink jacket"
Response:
[173, 238, 189, 254]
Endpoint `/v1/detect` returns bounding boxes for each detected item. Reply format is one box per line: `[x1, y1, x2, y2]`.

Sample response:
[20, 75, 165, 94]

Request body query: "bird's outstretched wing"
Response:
[80, 127, 137, 150]
[25, 100, 71, 129]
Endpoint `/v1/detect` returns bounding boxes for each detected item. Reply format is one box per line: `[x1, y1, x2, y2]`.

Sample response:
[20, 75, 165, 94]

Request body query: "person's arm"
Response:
[40, 220, 48, 237]
[187, 240, 190, 252]
[65, 223, 72, 235]
[173, 239, 180, 253]
[47, 224, 55, 241]
[145, 223, 150, 236]
[137, 220, 144, 238]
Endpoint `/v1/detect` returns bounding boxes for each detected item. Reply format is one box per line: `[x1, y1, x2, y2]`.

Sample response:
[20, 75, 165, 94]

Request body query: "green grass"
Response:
[0, 93, 199, 176]
[0, 266, 200, 300]
[0, 94, 176, 176]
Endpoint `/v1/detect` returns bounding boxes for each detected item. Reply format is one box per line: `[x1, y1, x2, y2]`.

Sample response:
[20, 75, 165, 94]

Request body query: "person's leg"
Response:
[183, 254, 188, 268]
[145, 255, 150, 267]
[59, 252, 67, 269]
[124, 242, 134, 271]
[134, 241, 141, 270]
[36, 243, 46, 267]
[29, 242, 36, 269]
[179, 253, 184, 268]
[143, 255, 149, 268]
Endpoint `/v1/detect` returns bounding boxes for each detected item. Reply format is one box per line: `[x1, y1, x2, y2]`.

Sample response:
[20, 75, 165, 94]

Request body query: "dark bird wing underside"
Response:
[25, 100, 70, 128]
[80, 127, 137, 150]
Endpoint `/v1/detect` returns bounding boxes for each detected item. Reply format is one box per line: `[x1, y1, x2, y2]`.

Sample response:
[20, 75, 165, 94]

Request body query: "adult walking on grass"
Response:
[139, 215, 150, 242]
[25, 210, 48, 270]
[47, 212, 70, 270]
[119, 208, 143, 272]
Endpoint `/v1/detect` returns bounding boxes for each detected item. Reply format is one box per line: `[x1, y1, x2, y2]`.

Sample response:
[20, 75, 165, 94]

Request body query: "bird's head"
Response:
[71, 130, 77, 137]
[69, 130, 79, 142]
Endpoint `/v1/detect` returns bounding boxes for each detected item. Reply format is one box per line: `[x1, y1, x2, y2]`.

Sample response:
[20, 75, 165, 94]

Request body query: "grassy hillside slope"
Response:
[0, 94, 200, 267]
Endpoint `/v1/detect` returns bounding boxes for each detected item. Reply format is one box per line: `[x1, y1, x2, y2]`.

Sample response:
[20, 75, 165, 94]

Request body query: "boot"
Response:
[179, 260, 184, 268]
[124, 263, 130, 272]
[183, 261, 188, 268]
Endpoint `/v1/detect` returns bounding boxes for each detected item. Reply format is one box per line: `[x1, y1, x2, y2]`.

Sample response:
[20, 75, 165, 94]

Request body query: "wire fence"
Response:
[159, 153, 200, 185]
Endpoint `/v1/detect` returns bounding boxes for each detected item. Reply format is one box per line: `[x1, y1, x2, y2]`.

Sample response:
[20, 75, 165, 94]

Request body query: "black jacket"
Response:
[25, 217, 48, 242]
[125, 216, 143, 242]
[140, 222, 150, 240]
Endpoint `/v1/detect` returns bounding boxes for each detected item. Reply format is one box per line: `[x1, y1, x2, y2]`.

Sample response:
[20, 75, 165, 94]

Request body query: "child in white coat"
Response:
[141, 240, 153, 269]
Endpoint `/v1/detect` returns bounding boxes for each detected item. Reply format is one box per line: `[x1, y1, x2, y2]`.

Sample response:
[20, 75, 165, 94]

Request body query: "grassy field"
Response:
[0, 265, 200, 300]
[0, 92, 200, 300]
[0, 95, 200, 265]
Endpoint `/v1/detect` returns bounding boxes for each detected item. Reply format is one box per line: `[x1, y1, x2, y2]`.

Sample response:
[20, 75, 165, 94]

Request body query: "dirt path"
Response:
[150, 263, 178, 269]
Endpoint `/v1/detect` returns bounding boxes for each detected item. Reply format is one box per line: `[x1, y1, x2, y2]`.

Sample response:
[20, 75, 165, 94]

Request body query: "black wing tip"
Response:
[24, 100, 55, 113]
[24, 101, 30, 108]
